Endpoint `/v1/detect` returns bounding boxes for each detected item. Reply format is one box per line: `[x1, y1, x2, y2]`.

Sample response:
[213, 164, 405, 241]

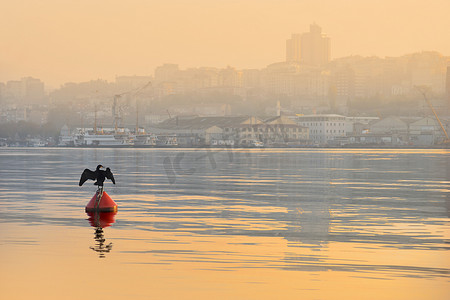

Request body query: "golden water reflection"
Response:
[0, 148, 449, 299]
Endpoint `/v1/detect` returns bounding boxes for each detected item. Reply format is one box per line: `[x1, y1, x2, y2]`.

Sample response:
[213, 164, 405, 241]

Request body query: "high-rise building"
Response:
[286, 34, 301, 62]
[21, 77, 45, 102]
[154, 64, 180, 83]
[115, 75, 153, 89]
[5, 77, 45, 102]
[6, 80, 23, 99]
[301, 23, 330, 67]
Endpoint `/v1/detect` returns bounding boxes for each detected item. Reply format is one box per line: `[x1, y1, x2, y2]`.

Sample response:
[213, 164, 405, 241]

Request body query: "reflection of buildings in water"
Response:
[277, 152, 338, 269]
[446, 191, 450, 219]
[86, 211, 117, 258]
[446, 163, 450, 218]
[229, 150, 336, 247]
[277, 152, 335, 248]
[284, 203, 331, 248]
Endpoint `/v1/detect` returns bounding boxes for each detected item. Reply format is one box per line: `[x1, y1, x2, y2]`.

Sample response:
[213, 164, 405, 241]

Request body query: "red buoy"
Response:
[86, 211, 117, 228]
[85, 189, 118, 213]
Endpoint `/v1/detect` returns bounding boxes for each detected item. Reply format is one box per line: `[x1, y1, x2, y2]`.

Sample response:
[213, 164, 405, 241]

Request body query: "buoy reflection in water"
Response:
[86, 211, 117, 258]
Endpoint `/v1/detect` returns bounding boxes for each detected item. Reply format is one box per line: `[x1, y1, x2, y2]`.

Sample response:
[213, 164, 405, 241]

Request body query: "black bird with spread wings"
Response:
[79, 165, 115, 187]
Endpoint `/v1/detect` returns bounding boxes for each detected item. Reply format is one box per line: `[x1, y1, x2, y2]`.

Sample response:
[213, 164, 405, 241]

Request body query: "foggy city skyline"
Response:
[1, 2, 449, 298]
[1, 0, 450, 87]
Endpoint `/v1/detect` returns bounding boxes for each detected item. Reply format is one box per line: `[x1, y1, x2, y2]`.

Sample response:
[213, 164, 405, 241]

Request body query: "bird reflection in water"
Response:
[86, 211, 117, 258]
[91, 227, 112, 258]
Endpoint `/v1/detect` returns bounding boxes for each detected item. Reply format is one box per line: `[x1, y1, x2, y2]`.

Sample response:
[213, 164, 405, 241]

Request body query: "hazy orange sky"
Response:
[1, 0, 449, 87]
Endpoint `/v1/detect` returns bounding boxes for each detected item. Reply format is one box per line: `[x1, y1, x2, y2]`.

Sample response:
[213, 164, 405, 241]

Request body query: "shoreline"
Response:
[1, 144, 449, 150]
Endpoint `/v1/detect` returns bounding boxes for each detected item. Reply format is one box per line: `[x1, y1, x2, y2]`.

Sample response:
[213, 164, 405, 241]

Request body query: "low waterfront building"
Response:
[347, 133, 406, 146]
[345, 116, 380, 134]
[149, 115, 308, 146]
[369, 116, 409, 134]
[149, 116, 248, 146]
[294, 114, 347, 145]
[409, 117, 447, 145]
[259, 116, 309, 145]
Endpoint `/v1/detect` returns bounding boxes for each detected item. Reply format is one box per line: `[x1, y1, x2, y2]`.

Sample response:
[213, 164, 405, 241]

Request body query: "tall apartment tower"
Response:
[301, 23, 330, 67]
[286, 34, 301, 62]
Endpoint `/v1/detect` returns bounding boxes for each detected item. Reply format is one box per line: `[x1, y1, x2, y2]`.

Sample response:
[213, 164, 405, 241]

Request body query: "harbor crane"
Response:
[112, 81, 153, 132]
[415, 86, 449, 144]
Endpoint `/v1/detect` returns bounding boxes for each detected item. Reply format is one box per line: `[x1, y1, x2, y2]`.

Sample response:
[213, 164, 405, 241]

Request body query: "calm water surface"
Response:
[0, 148, 449, 299]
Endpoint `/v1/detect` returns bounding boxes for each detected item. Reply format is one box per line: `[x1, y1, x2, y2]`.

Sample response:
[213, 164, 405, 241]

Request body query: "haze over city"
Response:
[1, 0, 450, 87]
[1, 2, 450, 299]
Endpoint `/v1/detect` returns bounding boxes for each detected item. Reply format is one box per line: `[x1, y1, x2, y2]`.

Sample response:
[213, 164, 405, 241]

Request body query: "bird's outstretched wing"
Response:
[105, 168, 115, 184]
[79, 169, 96, 186]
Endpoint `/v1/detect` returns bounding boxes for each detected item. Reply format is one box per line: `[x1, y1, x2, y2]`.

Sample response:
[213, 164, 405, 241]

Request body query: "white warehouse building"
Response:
[294, 114, 349, 144]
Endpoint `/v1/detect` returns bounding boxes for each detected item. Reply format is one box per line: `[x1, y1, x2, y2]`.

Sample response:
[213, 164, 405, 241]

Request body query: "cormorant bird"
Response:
[79, 165, 115, 187]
